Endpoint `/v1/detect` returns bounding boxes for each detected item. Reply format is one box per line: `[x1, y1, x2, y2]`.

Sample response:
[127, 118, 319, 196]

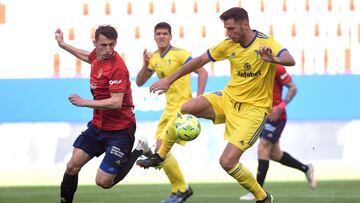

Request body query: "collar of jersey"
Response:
[240, 30, 258, 49]
[161, 45, 172, 58]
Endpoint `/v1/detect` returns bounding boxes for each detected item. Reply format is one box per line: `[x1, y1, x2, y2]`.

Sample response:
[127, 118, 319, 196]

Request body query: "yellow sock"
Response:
[163, 153, 187, 193]
[227, 163, 267, 201]
[157, 116, 179, 159]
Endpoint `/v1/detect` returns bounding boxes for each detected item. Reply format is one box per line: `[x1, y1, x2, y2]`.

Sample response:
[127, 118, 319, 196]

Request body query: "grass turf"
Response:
[0, 180, 359, 203]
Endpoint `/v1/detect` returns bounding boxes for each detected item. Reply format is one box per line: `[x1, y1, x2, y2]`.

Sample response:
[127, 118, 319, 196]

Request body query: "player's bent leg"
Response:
[220, 143, 267, 201]
[163, 153, 187, 192]
[61, 148, 91, 203]
[256, 138, 273, 187]
[95, 168, 117, 189]
[157, 117, 178, 159]
[269, 142, 282, 161]
[258, 139, 273, 160]
[180, 96, 215, 120]
[271, 142, 317, 189]
[162, 153, 192, 203]
[113, 139, 152, 185]
[137, 114, 184, 168]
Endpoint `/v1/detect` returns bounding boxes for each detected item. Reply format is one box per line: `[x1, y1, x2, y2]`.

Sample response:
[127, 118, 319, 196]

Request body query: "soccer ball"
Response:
[174, 114, 201, 141]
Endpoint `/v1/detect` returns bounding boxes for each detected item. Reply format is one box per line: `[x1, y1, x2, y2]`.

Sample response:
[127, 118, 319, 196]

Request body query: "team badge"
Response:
[244, 62, 251, 70]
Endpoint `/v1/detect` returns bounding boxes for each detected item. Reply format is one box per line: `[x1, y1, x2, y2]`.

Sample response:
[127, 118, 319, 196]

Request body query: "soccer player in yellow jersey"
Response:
[136, 22, 208, 203]
[137, 7, 296, 203]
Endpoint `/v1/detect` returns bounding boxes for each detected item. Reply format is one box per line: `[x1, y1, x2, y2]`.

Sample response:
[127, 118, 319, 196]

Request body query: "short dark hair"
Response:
[154, 22, 172, 35]
[95, 25, 118, 40]
[220, 7, 249, 22]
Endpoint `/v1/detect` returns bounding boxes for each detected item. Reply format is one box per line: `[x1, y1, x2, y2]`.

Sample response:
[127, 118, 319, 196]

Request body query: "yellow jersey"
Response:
[148, 46, 193, 112]
[207, 31, 286, 111]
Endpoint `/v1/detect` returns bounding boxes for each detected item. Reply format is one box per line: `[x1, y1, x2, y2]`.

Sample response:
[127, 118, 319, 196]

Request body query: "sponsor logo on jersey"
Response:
[109, 80, 122, 85]
[237, 70, 261, 78]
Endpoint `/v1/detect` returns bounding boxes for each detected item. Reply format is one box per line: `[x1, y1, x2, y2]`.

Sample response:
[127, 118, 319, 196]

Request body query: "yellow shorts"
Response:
[204, 91, 268, 151]
[155, 109, 186, 146]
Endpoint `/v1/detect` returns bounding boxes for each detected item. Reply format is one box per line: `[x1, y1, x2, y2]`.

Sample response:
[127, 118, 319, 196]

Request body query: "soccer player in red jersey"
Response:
[55, 25, 149, 203]
[240, 64, 316, 200]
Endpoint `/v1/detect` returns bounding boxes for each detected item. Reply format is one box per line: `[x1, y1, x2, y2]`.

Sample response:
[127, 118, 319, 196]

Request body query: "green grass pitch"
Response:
[0, 180, 359, 203]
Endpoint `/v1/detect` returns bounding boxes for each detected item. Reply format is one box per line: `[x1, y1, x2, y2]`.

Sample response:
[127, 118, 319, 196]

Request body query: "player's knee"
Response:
[96, 178, 113, 189]
[66, 162, 81, 175]
[270, 151, 282, 161]
[180, 102, 192, 114]
[219, 157, 235, 171]
[257, 141, 271, 159]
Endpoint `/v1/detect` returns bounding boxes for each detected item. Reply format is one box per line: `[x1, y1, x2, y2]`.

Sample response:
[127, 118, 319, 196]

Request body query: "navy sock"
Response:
[279, 151, 308, 173]
[257, 159, 269, 187]
[113, 149, 143, 185]
[60, 173, 78, 203]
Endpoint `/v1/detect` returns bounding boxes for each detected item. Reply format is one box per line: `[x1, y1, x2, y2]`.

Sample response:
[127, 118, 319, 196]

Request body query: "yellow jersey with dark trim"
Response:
[207, 31, 285, 112]
[148, 46, 193, 111]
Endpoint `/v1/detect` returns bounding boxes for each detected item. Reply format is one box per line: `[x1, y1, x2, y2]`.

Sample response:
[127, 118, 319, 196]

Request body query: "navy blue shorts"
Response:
[260, 119, 286, 144]
[73, 122, 136, 174]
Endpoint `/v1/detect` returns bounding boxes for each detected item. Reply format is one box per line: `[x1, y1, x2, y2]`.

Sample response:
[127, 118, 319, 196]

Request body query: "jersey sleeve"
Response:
[177, 49, 192, 65]
[268, 37, 287, 57]
[147, 55, 156, 72]
[88, 49, 97, 63]
[276, 64, 292, 85]
[207, 40, 229, 62]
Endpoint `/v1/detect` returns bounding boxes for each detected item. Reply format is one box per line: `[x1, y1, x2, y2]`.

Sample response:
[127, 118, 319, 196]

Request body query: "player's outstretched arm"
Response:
[258, 47, 295, 66]
[68, 92, 124, 109]
[193, 67, 208, 96]
[55, 28, 91, 64]
[150, 52, 210, 95]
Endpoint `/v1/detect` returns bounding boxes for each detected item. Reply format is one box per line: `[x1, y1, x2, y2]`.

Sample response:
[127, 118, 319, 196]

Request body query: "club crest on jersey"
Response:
[243, 62, 251, 70]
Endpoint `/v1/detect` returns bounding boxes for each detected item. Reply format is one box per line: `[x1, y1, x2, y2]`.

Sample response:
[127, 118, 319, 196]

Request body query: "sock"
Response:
[278, 151, 308, 173]
[157, 116, 178, 159]
[113, 149, 143, 185]
[227, 163, 267, 201]
[256, 159, 269, 187]
[60, 173, 78, 203]
[163, 153, 187, 193]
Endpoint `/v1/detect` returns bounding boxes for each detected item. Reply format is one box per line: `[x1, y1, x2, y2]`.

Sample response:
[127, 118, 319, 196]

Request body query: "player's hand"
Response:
[55, 28, 65, 46]
[258, 46, 275, 63]
[143, 49, 152, 66]
[268, 103, 284, 122]
[149, 78, 171, 95]
[68, 94, 86, 107]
